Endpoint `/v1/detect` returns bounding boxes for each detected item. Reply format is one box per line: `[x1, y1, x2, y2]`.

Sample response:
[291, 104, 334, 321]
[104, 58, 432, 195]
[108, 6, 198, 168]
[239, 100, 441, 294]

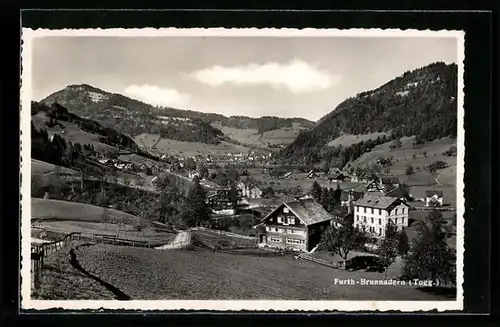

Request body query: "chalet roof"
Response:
[379, 176, 400, 185]
[263, 198, 332, 226]
[353, 195, 406, 210]
[426, 190, 443, 197]
[385, 186, 408, 199]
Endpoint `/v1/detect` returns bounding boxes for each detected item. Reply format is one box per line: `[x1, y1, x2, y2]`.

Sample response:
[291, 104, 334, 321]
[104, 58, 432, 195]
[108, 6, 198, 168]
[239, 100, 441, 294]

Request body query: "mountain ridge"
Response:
[41, 84, 315, 145]
[282, 61, 458, 166]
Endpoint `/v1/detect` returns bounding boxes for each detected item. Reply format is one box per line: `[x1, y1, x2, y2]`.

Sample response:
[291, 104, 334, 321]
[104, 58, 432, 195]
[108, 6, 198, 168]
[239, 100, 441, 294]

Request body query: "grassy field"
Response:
[31, 198, 140, 223]
[192, 230, 257, 249]
[37, 220, 177, 245]
[327, 132, 390, 148]
[134, 133, 254, 157]
[33, 242, 116, 300]
[212, 123, 307, 147]
[32, 159, 80, 176]
[68, 244, 450, 300]
[32, 112, 117, 153]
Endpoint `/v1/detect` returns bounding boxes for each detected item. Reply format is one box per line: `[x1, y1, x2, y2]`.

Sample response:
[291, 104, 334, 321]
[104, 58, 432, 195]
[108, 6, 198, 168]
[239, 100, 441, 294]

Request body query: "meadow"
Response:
[55, 243, 451, 300]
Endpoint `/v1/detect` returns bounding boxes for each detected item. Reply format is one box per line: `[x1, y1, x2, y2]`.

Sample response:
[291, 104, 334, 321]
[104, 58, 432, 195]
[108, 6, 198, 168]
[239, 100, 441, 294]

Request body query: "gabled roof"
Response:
[385, 186, 408, 199]
[262, 198, 332, 226]
[353, 195, 408, 210]
[426, 190, 443, 197]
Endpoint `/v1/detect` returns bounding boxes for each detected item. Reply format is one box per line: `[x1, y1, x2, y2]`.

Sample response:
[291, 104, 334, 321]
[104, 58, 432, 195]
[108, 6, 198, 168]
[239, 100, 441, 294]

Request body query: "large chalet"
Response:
[257, 198, 333, 252]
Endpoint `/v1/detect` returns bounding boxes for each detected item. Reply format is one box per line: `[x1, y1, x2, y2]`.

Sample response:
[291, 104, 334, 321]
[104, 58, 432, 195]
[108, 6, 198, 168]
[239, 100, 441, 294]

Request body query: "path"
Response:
[155, 230, 191, 249]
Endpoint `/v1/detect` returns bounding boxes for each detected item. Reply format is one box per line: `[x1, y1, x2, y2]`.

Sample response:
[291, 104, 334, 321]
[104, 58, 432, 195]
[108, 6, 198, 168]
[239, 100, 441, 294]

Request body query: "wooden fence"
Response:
[297, 253, 344, 269]
[31, 232, 81, 290]
[32, 225, 156, 248]
[191, 227, 257, 240]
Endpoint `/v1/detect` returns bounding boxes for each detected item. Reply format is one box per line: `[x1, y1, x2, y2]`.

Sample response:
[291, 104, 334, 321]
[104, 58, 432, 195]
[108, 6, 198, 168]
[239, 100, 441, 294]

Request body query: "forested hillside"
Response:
[41, 84, 314, 145]
[283, 62, 458, 166]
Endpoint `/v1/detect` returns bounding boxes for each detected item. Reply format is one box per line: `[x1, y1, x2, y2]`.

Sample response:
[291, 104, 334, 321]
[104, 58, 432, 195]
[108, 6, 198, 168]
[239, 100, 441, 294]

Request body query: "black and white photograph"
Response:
[20, 28, 464, 311]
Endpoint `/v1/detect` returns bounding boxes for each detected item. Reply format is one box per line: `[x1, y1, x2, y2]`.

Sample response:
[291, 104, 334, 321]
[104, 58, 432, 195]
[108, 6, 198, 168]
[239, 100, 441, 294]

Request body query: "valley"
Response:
[29, 61, 459, 302]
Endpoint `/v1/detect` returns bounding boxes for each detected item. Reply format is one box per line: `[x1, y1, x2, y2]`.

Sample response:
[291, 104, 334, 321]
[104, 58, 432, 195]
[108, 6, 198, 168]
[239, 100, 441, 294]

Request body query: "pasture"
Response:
[134, 133, 254, 157]
[32, 112, 117, 153]
[326, 132, 390, 148]
[211, 123, 306, 147]
[31, 198, 139, 223]
[63, 244, 451, 300]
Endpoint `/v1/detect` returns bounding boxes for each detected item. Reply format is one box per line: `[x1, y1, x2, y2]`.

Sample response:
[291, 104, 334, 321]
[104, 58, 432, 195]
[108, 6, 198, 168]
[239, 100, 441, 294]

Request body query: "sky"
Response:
[31, 36, 458, 121]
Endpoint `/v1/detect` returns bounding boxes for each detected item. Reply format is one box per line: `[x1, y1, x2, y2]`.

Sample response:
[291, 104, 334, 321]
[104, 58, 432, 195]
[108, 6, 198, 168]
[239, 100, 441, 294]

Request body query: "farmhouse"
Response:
[425, 190, 444, 207]
[307, 170, 318, 179]
[378, 175, 400, 188]
[258, 198, 333, 252]
[353, 195, 409, 238]
[328, 172, 347, 183]
[207, 191, 236, 216]
[237, 181, 263, 199]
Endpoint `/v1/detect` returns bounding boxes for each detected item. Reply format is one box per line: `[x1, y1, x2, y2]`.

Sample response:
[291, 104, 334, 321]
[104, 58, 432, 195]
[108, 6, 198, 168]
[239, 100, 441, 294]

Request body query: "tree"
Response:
[397, 229, 410, 256]
[402, 211, 456, 285]
[318, 224, 364, 267]
[378, 223, 399, 278]
[310, 181, 322, 202]
[405, 164, 415, 176]
[198, 162, 209, 180]
[178, 177, 211, 227]
[262, 186, 275, 198]
[228, 183, 239, 208]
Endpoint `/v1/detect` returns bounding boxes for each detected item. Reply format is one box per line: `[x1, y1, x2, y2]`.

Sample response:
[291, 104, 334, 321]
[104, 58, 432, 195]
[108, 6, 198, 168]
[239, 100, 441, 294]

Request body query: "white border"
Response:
[20, 27, 465, 312]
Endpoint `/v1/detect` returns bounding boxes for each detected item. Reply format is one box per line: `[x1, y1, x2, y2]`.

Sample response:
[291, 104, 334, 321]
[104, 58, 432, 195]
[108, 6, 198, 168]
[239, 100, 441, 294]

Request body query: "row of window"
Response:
[266, 226, 306, 235]
[355, 216, 406, 224]
[355, 207, 407, 215]
[269, 237, 305, 245]
[355, 224, 402, 235]
[277, 216, 296, 225]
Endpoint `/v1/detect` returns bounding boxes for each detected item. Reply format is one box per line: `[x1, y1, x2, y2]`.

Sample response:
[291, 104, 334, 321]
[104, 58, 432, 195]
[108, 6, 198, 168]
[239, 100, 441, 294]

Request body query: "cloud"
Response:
[187, 59, 340, 93]
[123, 84, 191, 108]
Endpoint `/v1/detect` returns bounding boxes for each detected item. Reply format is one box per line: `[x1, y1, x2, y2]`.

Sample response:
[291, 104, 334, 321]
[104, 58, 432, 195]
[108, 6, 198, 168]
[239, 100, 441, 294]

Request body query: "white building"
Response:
[353, 195, 410, 238]
[425, 190, 444, 207]
[237, 181, 263, 199]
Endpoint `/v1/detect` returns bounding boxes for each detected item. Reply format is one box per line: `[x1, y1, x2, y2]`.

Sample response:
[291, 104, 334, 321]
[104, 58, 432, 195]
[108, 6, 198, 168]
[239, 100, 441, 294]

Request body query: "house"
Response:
[365, 180, 385, 193]
[330, 208, 354, 228]
[151, 175, 160, 185]
[340, 190, 364, 208]
[280, 172, 293, 179]
[207, 191, 236, 216]
[378, 175, 400, 188]
[237, 181, 263, 199]
[353, 195, 410, 238]
[328, 172, 347, 183]
[425, 190, 444, 207]
[257, 198, 333, 252]
[307, 170, 318, 179]
[385, 185, 413, 202]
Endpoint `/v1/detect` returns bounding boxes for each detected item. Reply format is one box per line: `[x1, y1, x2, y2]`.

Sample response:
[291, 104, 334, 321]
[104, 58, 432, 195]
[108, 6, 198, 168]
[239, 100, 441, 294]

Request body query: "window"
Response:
[378, 209, 381, 215]
[395, 209, 398, 215]
[371, 208, 374, 214]
[402, 208, 405, 214]
[270, 237, 282, 243]
[286, 238, 305, 245]
[288, 217, 296, 225]
[379, 228, 382, 235]
[371, 217, 374, 224]
[283, 208, 289, 213]
[266, 226, 270, 232]
[402, 217, 405, 224]
[274, 228, 279, 232]
[277, 217, 282, 223]
[363, 207, 365, 213]
[364, 217, 366, 223]
[379, 219, 382, 225]
[395, 218, 398, 224]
